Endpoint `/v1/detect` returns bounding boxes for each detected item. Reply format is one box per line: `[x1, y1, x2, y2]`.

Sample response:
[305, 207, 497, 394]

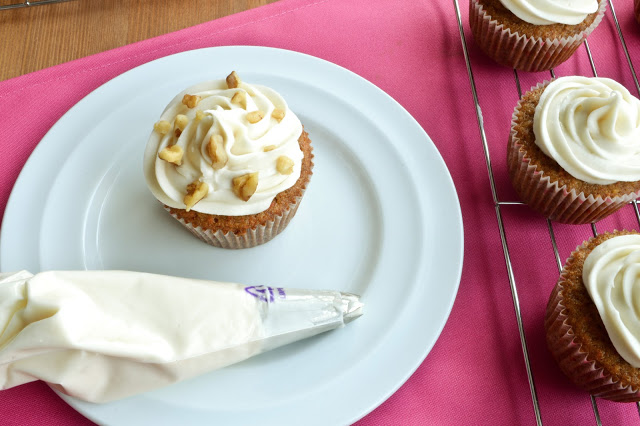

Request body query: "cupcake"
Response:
[143, 71, 313, 249]
[507, 76, 640, 224]
[469, 0, 606, 72]
[545, 231, 640, 402]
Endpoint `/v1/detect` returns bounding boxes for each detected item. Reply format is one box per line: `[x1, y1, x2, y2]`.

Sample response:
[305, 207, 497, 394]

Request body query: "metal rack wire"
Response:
[0, 0, 75, 11]
[452, 0, 640, 424]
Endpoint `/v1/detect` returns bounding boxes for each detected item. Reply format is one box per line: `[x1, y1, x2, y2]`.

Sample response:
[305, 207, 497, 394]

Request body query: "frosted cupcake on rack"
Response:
[469, 0, 606, 72]
[144, 71, 313, 249]
[507, 76, 640, 224]
[545, 231, 640, 402]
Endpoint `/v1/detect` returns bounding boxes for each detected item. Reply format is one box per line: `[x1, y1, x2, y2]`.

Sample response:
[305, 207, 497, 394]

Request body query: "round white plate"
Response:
[0, 46, 463, 425]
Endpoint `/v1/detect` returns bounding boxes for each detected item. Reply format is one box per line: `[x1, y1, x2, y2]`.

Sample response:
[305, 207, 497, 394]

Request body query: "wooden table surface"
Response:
[0, 0, 278, 82]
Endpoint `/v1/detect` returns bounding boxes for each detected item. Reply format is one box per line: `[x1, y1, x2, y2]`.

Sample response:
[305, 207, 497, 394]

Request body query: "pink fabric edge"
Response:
[0, 0, 329, 98]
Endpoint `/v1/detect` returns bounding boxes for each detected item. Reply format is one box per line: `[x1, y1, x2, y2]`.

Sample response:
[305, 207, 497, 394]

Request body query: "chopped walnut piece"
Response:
[207, 134, 228, 170]
[226, 71, 241, 89]
[276, 156, 294, 175]
[158, 145, 184, 166]
[263, 145, 276, 152]
[184, 181, 209, 212]
[154, 120, 171, 135]
[175, 114, 189, 131]
[182, 94, 201, 109]
[195, 110, 205, 121]
[232, 172, 259, 202]
[231, 91, 247, 109]
[246, 110, 264, 124]
[272, 109, 285, 122]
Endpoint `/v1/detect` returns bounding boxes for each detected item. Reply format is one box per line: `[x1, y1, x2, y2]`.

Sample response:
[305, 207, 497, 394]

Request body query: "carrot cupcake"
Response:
[143, 71, 313, 249]
[545, 231, 640, 402]
[507, 76, 640, 224]
[469, 0, 606, 72]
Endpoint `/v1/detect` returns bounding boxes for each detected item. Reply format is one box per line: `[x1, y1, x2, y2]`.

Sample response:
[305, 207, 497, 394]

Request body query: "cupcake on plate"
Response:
[143, 71, 313, 249]
[507, 76, 640, 224]
[545, 231, 640, 402]
[469, 0, 606, 72]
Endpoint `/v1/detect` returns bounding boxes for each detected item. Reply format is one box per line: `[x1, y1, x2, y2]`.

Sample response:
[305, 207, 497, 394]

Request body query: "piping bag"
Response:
[0, 270, 363, 403]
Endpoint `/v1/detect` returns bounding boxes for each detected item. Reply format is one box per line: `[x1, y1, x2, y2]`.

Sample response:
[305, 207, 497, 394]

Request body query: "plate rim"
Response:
[0, 45, 464, 425]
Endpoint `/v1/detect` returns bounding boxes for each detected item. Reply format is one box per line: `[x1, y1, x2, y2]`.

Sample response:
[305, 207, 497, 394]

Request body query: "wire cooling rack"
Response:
[0, 0, 74, 11]
[452, 0, 640, 424]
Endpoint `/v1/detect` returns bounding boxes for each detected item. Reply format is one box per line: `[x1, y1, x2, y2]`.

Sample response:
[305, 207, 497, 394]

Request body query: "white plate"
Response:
[0, 46, 463, 425]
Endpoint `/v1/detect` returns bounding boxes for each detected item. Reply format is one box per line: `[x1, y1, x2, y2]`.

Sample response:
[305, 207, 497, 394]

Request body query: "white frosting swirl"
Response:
[144, 79, 303, 216]
[499, 0, 598, 25]
[533, 77, 640, 185]
[583, 235, 640, 367]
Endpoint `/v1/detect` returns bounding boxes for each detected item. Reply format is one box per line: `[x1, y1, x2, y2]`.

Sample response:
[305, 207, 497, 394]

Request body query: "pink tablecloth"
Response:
[3, 0, 640, 424]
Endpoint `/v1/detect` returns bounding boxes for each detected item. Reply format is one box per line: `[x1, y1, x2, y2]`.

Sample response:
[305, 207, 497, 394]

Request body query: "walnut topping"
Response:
[195, 110, 205, 121]
[232, 172, 258, 202]
[246, 110, 264, 124]
[231, 91, 247, 109]
[272, 108, 285, 122]
[182, 94, 201, 108]
[184, 181, 209, 212]
[226, 71, 241, 89]
[207, 134, 228, 170]
[175, 114, 189, 131]
[276, 156, 294, 175]
[154, 120, 171, 134]
[158, 144, 184, 166]
[263, 145, 276, 152]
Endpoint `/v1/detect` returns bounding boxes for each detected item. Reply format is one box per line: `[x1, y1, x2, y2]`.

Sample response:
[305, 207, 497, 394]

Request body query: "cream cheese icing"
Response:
[144, 76, 304, 216]
[499, 0, 598, 25]
[0, 270, 363, 402]
[583, 235, 640, 367]
[533, 76, 640, 185]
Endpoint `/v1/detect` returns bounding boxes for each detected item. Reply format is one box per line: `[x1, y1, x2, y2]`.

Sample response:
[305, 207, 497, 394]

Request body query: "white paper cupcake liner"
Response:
[470, 0, 606, 72]
[545, 245, 640, 402]
[165, 191, 305, 249]
[507, 82, 640, 224]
